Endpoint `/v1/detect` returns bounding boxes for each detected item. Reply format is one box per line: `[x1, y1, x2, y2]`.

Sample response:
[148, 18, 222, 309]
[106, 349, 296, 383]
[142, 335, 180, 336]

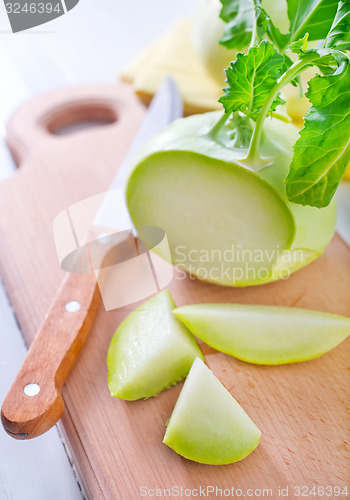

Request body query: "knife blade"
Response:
[94, 76, 183, 232]
[1, 78, 183, 440]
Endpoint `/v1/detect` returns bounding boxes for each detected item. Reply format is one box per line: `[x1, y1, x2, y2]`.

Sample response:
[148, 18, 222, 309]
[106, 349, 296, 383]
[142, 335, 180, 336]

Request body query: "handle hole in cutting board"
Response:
[45, 102, 117, 136]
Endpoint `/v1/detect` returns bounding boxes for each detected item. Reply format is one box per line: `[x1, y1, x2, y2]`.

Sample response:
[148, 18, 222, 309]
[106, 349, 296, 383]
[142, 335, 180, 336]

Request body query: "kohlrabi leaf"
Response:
[289, 33, 310, 53]
[325, 0, 350, 51]
[260, 7, 291, 52]
[220, 0, 339, 52]
[285, 0, 339, 46]
[286, 56, 350, 207]
[219, 0, 255, 49]
[219, 41, 286, 119]
[219, 0, 261, 49]
[262, 0, 339, 52]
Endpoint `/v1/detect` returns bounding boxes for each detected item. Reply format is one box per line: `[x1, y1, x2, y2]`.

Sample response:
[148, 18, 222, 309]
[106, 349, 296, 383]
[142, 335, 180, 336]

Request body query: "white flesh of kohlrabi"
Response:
[174, 304, 350, 365]
[163, 357, 261, 464]
[126, 112, 336, 287]
[107, 290, 203, 400]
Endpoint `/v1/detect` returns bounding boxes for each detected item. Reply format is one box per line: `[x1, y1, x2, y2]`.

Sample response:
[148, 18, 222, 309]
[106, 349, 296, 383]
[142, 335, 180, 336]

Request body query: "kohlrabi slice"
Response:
[126, 112, 336, 287]
[174, 304, 350, 365]
[163, 357, 261, 464]
[107, 290, 203, 400]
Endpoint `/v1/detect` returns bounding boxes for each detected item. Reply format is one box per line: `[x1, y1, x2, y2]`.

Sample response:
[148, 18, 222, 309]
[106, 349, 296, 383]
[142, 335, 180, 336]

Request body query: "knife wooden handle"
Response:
[1, 271, 100, 439]
[0, 84, 146, 439]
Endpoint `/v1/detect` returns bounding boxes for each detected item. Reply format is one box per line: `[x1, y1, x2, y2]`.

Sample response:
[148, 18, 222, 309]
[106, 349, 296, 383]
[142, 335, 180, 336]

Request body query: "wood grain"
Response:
[1, 271, 100, 439]
[0, 83, 349, 499]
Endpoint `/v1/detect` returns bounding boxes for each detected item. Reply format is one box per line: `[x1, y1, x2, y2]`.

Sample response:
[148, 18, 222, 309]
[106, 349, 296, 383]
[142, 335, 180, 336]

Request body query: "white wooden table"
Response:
[0, 1, 196, 498]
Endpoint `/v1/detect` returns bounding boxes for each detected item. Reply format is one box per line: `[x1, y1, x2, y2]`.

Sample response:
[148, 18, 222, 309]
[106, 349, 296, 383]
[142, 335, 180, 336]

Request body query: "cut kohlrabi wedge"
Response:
[126, 112, 336, 287]
[163, 357, 261, 464]
[107, 290, 203, 401]
[174, 304, 350, 365]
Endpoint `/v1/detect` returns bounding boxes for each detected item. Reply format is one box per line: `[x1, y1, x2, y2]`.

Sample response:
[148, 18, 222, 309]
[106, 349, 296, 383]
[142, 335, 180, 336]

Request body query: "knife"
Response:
[1, 78, 183, 440]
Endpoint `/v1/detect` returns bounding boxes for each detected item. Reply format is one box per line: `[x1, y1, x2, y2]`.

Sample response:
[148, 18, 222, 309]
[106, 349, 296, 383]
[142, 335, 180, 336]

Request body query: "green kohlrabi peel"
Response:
[126, 113, 336, 286]
[163, 357, 261, 464]
[173, 304, 350, 365]
[107, 290, 203, 401]
[126, 3, 349, 287]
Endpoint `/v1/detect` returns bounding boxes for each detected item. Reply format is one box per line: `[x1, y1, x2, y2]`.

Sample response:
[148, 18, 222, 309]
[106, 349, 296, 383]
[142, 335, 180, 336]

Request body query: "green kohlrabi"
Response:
[192, 0, 348, 124]
[126, 1, 349, 287]
[216, 0, 350, 206]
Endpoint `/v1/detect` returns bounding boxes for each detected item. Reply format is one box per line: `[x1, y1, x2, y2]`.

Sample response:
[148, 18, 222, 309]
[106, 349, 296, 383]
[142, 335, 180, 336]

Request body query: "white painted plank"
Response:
[0, 280, 83, 500]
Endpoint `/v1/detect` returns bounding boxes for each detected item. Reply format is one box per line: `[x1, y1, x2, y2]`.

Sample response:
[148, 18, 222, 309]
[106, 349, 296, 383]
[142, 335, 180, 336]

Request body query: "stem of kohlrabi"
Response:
[208, 111, 231, 139]
[245, 53, 319, 166]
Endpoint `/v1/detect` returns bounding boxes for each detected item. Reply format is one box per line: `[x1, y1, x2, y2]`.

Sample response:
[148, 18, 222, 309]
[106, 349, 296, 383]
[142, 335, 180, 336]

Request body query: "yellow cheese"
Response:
[120, 42, 160, 84]
[120, 19, 222, 115]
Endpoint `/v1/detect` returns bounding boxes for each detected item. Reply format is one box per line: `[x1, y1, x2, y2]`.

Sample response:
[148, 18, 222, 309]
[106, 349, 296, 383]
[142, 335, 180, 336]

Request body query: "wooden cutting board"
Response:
[0, 82, 349, 499]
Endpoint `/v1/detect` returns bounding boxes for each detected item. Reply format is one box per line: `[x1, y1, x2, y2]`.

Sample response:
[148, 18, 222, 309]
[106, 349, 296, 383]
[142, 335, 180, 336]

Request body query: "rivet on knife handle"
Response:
[1, 78, 183, 440]
[1, 271, 100, 439]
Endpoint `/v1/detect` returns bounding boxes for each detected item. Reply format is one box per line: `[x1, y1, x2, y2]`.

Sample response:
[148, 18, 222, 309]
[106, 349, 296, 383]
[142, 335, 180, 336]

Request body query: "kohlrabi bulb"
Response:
[126, 112, 336, 287]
